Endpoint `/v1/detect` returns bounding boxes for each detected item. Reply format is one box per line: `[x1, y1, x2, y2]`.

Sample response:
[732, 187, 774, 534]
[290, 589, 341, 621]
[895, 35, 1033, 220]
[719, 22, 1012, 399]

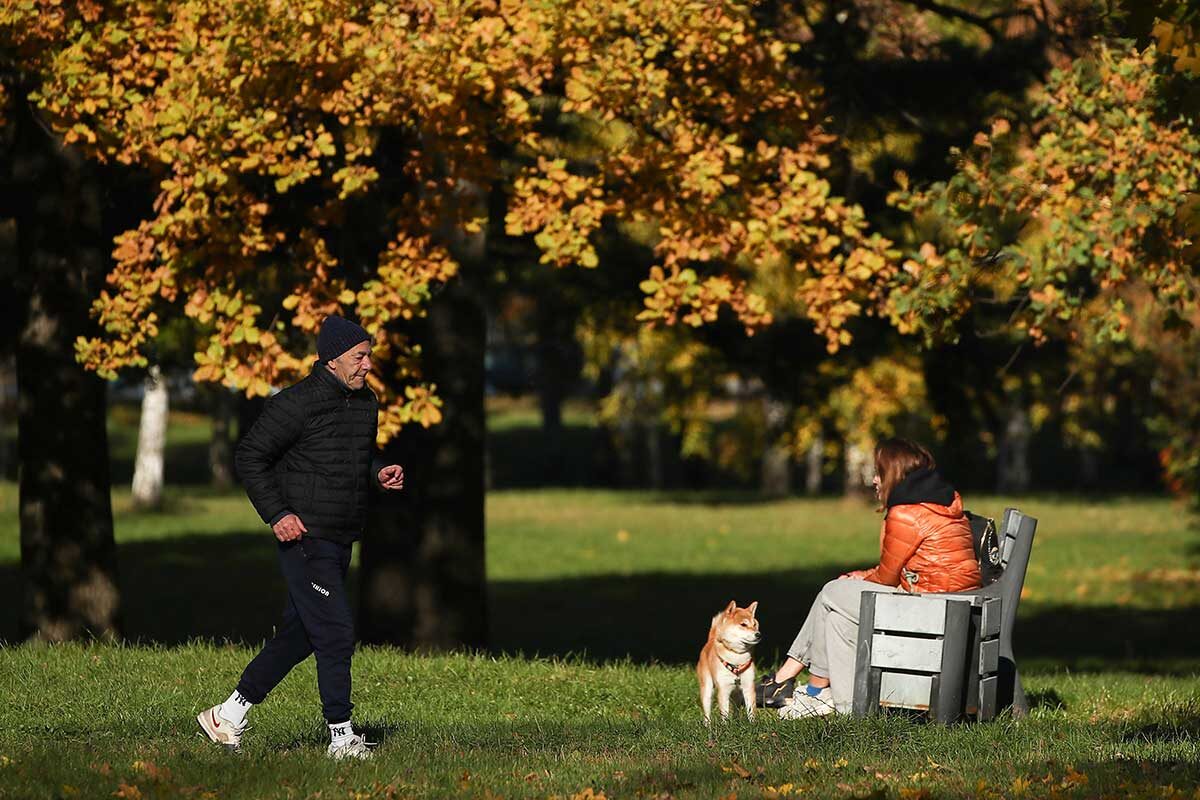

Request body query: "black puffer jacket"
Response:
[236, 366, 381, 544]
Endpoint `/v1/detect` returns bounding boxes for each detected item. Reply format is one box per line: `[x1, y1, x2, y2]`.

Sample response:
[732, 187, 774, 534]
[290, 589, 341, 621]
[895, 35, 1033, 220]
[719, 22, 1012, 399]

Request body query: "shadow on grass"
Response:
[1120, 700, 1200, 745]
[1027, 688, 1067, 711]
[1, 530, 1198, 674]
[0, 531, 299, 645]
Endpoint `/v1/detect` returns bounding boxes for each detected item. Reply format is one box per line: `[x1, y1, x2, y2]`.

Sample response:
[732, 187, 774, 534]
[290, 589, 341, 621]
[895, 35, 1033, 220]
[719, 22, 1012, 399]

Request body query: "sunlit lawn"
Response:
[0, 406, 1197, 798]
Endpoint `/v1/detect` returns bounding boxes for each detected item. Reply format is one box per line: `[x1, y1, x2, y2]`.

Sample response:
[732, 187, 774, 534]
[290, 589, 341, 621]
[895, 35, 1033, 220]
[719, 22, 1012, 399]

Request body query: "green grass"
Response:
[0, 645, 1196, 799]
[0, 405, 1198, 797]
[1, 487, 1198, 798]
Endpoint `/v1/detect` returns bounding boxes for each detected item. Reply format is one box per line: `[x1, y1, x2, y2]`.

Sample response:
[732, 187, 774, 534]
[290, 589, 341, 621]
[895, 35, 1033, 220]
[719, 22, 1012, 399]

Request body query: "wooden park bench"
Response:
[851, 508, 1038, 723]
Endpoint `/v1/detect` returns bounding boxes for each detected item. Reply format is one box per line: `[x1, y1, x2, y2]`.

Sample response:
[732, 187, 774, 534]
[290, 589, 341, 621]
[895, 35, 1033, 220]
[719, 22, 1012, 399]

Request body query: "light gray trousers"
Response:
[786, 578, 905, 712]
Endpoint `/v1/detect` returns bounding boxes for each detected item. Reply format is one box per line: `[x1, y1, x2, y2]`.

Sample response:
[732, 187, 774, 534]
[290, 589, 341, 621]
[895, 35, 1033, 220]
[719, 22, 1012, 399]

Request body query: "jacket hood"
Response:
[886, 467, 958, 513]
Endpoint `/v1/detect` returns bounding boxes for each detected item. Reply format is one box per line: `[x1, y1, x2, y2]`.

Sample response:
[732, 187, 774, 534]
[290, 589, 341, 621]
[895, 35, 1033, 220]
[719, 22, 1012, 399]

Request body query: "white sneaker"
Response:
[197, 705, 248, 751]
[778, 687, 837, 719]
[327, 733, 375, 760]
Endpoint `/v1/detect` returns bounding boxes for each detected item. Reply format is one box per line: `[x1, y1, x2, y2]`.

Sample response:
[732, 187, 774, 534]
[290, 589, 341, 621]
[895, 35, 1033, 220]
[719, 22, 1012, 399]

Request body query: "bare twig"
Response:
[998, 340, 1026, 375]
[1056, 366, 1078, 395]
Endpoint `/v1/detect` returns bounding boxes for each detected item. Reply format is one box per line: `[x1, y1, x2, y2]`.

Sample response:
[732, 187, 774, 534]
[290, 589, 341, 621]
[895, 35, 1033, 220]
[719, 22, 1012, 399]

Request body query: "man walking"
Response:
[197, 316, 405, 759]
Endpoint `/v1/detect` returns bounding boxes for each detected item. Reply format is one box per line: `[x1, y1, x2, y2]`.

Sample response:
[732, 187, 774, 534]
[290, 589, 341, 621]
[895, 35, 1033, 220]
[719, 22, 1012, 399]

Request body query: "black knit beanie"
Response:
[317, 316, 372, 362]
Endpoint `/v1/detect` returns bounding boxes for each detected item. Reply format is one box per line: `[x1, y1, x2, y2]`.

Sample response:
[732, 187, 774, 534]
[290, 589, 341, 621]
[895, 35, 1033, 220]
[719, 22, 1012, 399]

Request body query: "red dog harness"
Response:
[722, 658, 753, 676]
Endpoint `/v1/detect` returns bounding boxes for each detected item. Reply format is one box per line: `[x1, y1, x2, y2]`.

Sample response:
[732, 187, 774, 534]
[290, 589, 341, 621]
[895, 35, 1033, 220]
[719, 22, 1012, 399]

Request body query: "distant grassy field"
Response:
[0, 407, 1197, 798]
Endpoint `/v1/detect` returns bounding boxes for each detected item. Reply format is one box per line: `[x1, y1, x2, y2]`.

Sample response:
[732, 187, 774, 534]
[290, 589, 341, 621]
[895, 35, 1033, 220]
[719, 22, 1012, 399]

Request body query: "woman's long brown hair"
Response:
[874, 437, 935, 510]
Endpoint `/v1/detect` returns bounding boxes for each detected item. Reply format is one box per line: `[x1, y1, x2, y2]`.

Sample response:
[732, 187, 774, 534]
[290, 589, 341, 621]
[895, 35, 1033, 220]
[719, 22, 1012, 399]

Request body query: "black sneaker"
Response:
[755, 675, 795, 708]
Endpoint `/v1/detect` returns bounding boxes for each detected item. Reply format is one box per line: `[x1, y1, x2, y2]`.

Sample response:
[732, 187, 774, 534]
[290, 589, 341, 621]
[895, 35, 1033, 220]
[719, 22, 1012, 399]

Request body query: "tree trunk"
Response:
[844, 440, 874, 497]
[14, 103, 121, 641]
[645, 420, 665, 490]
[760, 398, 791, 497]
[358, 237, 488, 649]
[0, 356, 14, 482]
[534, 297, 579, 437]
[805, 434, 824, 495]
[997, 400, 1032, 493]
[208, 386, 234, 490]
[1078, 447, 1100, 489]
[611, 418, 638, 487]
[533, 296, 579, 484]
[131, 364, 168, 509]
[761, 445, 790, 497]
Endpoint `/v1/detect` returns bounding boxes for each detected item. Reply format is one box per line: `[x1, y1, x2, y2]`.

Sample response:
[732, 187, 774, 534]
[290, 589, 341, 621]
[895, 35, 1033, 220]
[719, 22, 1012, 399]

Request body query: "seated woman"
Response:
[765, 437, 982, 718]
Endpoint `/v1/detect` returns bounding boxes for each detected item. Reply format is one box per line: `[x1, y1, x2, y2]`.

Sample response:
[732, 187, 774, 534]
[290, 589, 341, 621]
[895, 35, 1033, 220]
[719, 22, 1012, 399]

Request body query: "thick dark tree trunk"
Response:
[533, 296, 579, 484]
[208, 386, 235, 490]
[358, 260, 488, 649]
[534, 299, 578, 436]
[13, 103, 121, 641]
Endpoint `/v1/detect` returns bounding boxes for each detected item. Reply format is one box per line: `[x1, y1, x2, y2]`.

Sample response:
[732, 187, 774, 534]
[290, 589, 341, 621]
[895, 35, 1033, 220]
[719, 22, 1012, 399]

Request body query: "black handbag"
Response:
[965, 510, 1003, 586]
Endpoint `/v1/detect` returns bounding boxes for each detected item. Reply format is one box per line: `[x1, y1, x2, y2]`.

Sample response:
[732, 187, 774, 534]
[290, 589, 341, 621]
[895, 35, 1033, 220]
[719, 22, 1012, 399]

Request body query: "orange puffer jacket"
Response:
[862, 492, 982, 593]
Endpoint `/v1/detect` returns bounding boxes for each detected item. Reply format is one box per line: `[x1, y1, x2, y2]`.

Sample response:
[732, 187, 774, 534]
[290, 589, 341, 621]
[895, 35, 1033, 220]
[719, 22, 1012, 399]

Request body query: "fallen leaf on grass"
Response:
[131, 760, 172, 782]
[1060, 767, 1088, 789]
[113, 783, 142, 800]
[568, 790, 608, 800]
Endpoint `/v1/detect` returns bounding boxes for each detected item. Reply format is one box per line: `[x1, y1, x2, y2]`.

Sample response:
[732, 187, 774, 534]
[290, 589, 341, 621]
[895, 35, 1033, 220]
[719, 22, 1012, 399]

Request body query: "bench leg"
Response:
[1012, 669, 1029, 717]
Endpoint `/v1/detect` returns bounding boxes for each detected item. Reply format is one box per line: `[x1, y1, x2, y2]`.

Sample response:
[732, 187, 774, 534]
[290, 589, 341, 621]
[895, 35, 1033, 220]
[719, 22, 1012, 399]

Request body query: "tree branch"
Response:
[895, 0, 1039, 39]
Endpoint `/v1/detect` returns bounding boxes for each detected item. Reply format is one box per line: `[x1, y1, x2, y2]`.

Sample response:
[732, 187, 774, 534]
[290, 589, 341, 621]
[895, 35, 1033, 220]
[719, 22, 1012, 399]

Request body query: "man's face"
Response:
[327, 340, 372, 390]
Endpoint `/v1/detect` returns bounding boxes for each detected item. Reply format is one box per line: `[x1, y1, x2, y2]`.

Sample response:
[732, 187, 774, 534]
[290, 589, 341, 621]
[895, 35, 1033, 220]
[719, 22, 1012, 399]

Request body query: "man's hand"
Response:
[273, 513, 307, 542]
[838, 568, 869, 581]
[377, 464, 405, 491]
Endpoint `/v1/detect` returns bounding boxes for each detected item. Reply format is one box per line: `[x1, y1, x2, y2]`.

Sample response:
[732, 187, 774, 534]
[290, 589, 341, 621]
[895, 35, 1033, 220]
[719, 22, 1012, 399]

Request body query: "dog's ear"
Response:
[724, 600, 737, 616]
[747, 601, 758, 618]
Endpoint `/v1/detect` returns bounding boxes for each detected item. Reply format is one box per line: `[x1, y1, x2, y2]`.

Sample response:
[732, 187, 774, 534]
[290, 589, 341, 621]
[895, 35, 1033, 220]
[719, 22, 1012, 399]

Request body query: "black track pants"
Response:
[236, 537, 355, 724]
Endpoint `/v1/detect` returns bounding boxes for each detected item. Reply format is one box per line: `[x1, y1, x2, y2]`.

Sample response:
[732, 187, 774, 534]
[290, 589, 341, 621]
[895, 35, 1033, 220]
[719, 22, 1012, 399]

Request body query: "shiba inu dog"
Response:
[696, 600, 761, 724]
